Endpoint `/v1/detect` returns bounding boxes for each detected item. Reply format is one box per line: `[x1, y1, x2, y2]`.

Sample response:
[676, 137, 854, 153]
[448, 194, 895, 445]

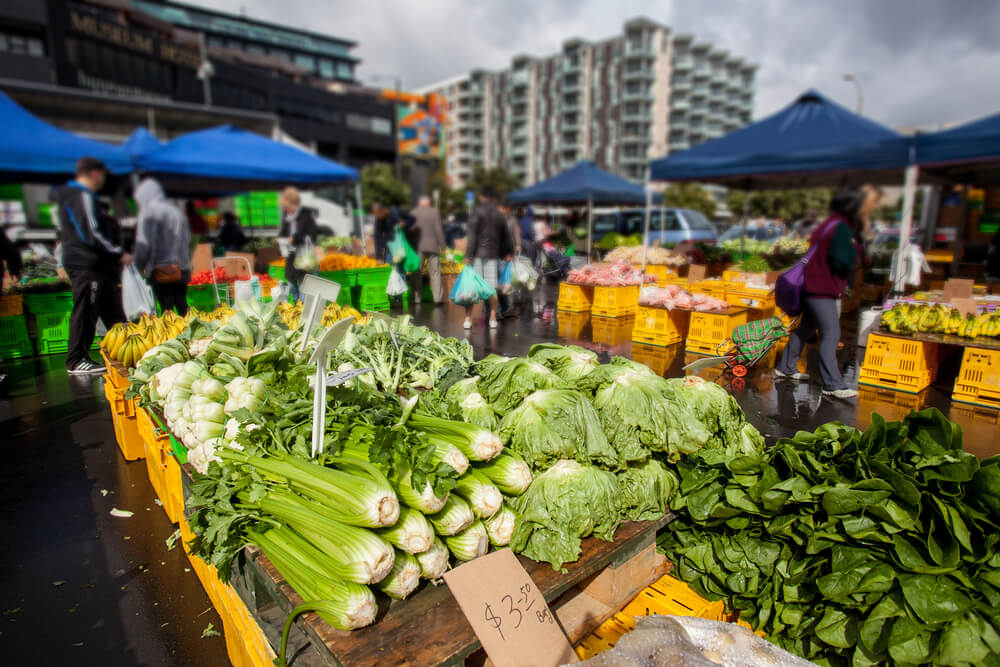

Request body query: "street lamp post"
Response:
[843, 73, 863, 114]
[371, 74, 403, 180]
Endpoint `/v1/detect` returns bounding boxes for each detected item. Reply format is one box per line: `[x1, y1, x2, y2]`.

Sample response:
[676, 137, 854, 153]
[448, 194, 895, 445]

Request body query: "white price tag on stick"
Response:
[444, 549, 577, 667]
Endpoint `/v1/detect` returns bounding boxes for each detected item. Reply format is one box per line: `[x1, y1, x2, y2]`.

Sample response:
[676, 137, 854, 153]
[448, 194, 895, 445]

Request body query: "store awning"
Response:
[133, 124, 358, 194]
[508, 160, 648, 205]
[121, 128, 162, 160]
[0, 90, 132, 182]
[914, 112, 1000, 185]
[649, 90, 913, 188]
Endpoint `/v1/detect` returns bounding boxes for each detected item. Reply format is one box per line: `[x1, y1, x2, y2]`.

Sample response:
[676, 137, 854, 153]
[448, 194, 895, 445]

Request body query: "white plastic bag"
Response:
[512, 255, 538, 290]
[122, 263, 156, 320]
[271, 282, 290, 304]
[293, 237, 318, 271]
[386, 270, 408, 297]
[234, 276, 260, 303]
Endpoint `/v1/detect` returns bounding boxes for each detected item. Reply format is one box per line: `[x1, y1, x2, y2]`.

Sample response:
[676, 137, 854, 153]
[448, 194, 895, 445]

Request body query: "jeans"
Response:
[152, 281, 189, 316]
[778, 295, 846, 390]
[67, 268, 126, 369]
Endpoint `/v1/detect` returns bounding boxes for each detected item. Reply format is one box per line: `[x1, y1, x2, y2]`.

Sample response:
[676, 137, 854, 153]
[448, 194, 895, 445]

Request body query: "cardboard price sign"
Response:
[951, 297, 978, 317]
[943, 278, 974, 300]
[444, 549, 576, 667]
[687, 264, 707, 283]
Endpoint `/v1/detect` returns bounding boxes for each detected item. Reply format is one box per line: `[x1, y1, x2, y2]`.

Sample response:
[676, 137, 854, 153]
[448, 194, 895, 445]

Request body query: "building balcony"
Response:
[673, 56, 694, 70]
[562, 97, 581, 111]
[562, 78, 582, 93]
[623, 67, 655, 81]
[711, 70, 728, 84]
[669, 139, 689, 152]
[671, 97, 690, 111]
[621, 134, 649, 145]
[692, 65, 711, 79]
[622, 109, 651, 122]
[671, 78, 691, 90]
[621, 153, 648, 165]
[509, 142, 529, 157]
[624, 41, 656, 58]
[669, 118, 688, 131]
[622, 87, 652, 102]
[510, 69, 531, 86]
[691, 85, 709, 98]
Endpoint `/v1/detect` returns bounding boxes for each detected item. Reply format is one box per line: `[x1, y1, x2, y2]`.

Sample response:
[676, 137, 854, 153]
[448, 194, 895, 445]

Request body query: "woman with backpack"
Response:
[775, 185, 881, 399]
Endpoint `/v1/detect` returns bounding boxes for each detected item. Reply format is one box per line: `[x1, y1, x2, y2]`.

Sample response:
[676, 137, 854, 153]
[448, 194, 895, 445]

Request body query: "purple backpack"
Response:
[775, 219, 839, 316]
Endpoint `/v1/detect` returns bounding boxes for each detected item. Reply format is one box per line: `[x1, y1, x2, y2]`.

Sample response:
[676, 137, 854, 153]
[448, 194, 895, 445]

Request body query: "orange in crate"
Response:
[859, 333, 938, 393]
[632, 305, 690, 347]
[953, 347, 1000, 409]
[592, 285, 639, 318]
[558, 283, 594, 312]
[686, 308, 749, 355]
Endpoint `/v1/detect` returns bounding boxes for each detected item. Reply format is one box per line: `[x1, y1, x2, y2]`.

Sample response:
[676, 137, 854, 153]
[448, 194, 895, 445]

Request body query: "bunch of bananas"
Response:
[190, 304, 235, 322]
[276, 300, 371, 329]
[881, 303, 1000, 339]
[101, 311, 188, 367]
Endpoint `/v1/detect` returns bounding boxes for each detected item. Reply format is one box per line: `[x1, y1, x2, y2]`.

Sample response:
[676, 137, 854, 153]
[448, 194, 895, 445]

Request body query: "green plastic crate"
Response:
[24, 292, 73, 314]
[35, 311, 71, 343]
[37, 338, 69, 355]
[356, 266, 392, 286]
[268, 264, 286, 281]
[37, 203, 55, 227]
[318, 269, 358, 288]
[355, 284, 390, 311]
[0, 315, 32, 357]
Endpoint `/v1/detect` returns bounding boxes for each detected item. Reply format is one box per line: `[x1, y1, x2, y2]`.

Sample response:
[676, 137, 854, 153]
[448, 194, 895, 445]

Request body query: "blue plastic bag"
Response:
[498, 261, 513, 295]
[450, 265, 496, 306]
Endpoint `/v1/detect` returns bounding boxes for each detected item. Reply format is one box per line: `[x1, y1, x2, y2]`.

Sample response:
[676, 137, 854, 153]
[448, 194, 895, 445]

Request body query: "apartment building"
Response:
[416, 17, 756, 186]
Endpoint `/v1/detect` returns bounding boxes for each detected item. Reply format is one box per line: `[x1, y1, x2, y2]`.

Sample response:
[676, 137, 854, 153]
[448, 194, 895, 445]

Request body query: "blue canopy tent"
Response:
[508, 160, 651, 258]
[0, 90, 131, 182]
[121, 128, 162, 161]
[649, 90, 912, 188]
[914, 112, 1000, 185]
[133, 125, 358, 195]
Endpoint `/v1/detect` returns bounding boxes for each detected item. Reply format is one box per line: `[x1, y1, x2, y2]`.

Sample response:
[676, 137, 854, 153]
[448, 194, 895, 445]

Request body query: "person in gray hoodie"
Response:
[134, 178, 191, 315]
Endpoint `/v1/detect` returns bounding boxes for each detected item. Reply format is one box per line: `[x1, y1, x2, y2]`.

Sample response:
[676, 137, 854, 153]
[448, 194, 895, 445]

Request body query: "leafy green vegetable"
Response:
[475, 357, 568, 414]
[527, 343, 599, 383]
[511, 460, 621, 570]
[617, 459, 677, 522]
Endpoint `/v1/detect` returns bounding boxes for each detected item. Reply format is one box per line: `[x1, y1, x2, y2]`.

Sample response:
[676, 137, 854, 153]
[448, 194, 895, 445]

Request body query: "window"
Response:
[206, 36, 224, 48]
[246, 43, 264, 55]
[337, 62, 353, 79]
[318, 59, 334, 78]
[294, 53, 315, 69]
[680, 210, 714, 230]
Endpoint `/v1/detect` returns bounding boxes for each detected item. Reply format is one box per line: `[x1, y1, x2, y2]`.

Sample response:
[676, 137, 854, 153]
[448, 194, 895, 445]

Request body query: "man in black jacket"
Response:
[54, 157, 131, 374]
[278, 187, 318, 302]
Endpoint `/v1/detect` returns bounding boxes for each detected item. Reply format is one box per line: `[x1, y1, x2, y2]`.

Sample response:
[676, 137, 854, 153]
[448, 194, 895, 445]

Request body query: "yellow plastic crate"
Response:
[558, 311, 590, 339]
[592, 315, 634, 345]
[632, 305, 690, 347]
[859, 333, 938, 394]
[558, 283, 594, 312]
[592, 285, 639, 318]
[103, 375, 144, 461]
[689, 279, 727, 299]
[217, 573, 277, 667]
[631, 342, 681, 376]
[137, 408, 183, 524]
[575, 613, 635, 660]
[633, 264, 672, 282]
[725, 286, 775, 311]
[685, 309, 749, 355]
[856, 387, 929, 430]
[953, 347, 1000, 409]
[622, 574, 728, 621]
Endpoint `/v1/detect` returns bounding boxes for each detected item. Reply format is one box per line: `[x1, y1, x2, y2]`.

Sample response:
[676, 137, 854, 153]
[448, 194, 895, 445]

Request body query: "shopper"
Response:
[217, 211, 247, 251]
[464, 187, 513, 329]
[518, 205, 537, 261]
[776, 187, 878, 399]
[410, 196, 447, 304]
[498, 201, 521, 318]
[370, 201, 399, 263]
[134, 178, 191, 315]
[278, 186, 318, 302]
[54, 157, 130, 374]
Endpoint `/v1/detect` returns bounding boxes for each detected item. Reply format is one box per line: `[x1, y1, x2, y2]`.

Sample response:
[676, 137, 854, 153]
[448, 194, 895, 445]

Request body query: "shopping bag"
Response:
[293, 237, 318, 271]
[122, 263, 156, 320]
[450, 265, 496, 306]
[401, 234, 421, 273]
[386, 232, 405, 265]
[511, 255, 538, 290]
[498, 261, 513, 295]
[386, 269, 408, 297]
[234, 276, 261, 303]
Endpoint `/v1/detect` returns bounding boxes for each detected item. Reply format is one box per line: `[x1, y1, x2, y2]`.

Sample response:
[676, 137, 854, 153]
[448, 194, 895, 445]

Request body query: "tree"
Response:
[662, 183, 717, 219]
[875, 189, 923, 224]
[725, 188, 832, 221]
[464, 165, 522, 200]
[360, 163, 410, 210]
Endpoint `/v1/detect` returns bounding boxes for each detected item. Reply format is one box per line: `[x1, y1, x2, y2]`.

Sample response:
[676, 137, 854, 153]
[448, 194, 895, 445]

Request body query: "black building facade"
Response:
[0, 0, 395, 167]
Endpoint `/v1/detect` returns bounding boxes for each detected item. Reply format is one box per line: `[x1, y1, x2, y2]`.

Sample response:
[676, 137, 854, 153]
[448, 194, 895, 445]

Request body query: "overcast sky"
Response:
[198, 0, 1000, 130]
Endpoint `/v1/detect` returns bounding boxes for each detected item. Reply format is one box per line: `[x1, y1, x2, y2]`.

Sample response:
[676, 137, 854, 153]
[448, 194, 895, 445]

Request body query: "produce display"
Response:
[597, 232, 642, 251]
[659, 410, 1000, 666]
[318, 252, 381, 271]
[567, 261, 657, 287]
[276, 300, 370, 329]
[3, 251, 69, 293]
[437, 252, 464, 275]
[189, 268, 229, 285]
[765, 238, 809, 267]
[881, 302, 1000, 339]
[721, 238, 772, 255]
[604, 246, 687, 267]
[101, 311, 192, 368]
[639, 285, 729, 312]
[735, 254, 772, 273]
[318, 235, 353, 250]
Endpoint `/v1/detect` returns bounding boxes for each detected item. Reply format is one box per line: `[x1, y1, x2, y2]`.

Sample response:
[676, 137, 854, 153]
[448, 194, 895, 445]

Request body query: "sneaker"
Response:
[488, 319, 498, 329]
[463, 318, 472, 330]
[68, 359, 105, 375]
[774, 368, 810, 381]
[822, 388, 858, 399]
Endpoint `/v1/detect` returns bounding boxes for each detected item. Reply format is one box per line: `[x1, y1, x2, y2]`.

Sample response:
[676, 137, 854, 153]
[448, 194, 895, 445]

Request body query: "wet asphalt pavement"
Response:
[0, 293, 995, 666]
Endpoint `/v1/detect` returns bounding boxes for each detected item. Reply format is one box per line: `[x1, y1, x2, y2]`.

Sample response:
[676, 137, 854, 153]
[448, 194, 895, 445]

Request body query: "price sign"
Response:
[687, 264, 707, 283]
[444, 549, 576, 667]
[943, 278, 974, 300]
[325, 367, 372, 387]
[952, 297, 978, 317]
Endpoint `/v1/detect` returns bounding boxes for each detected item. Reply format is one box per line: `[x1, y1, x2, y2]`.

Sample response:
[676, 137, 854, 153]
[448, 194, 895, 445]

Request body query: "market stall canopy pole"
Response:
[893, 164, 920, 294]
[642, 179, 652, 274]
[586, 194, 594, 260]
[0, 90, 131, 182]
[133, 124, 358, 196]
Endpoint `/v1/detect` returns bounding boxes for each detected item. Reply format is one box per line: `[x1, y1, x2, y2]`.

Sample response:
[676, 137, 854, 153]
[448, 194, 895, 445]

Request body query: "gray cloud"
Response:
[198, 0, 1000, 130]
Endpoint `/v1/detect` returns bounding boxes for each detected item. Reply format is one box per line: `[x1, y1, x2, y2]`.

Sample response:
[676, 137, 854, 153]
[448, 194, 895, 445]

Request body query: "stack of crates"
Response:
[591, 315, 634, 346]
[635, 264, 672, 285]
[630, 341, 681, 376]
[859, 333, 938, 393]
[689, 279, 728, 300]
[632, 305, 690, 347]
[24, 292, 80, 354]
[592, 285, 639, 318]
[686, 307, 750, 355]
[234, 191, 281, 228]
[558, 311, 590, 339]
[318, 269, 358, 306]
[725, 285, 776, 318]
[136, 408, 184, 524]
[557, 283, 594, 312]
[952, 347, 1000, 409]
[0, 295, 31, 358]
[354, 266, 392, 311]
[102, 366, 144, 461]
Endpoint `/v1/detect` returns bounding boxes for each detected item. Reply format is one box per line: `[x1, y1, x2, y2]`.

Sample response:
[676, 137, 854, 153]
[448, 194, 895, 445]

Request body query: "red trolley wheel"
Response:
[732, 364, 748, 377]
[731, 377, 747, 391]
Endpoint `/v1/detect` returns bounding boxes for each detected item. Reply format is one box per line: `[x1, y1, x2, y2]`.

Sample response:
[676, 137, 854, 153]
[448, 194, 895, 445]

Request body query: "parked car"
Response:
[718, 222, 785, 243]
[587, 208, 719, 248]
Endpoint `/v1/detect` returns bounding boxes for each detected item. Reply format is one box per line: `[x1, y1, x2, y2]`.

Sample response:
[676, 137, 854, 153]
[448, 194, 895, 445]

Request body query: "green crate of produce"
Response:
[268, 264, 285, 281]
[37, 203, 55, 227]
[0, 183, 23, 199]
[0, 315, 32, 358]
[356, 266, 392, 286]
[318, 269, 358, 288]
[35, 311, 71, 344]
[24, 291, 74, 314]
[355, 284, 390, 311]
